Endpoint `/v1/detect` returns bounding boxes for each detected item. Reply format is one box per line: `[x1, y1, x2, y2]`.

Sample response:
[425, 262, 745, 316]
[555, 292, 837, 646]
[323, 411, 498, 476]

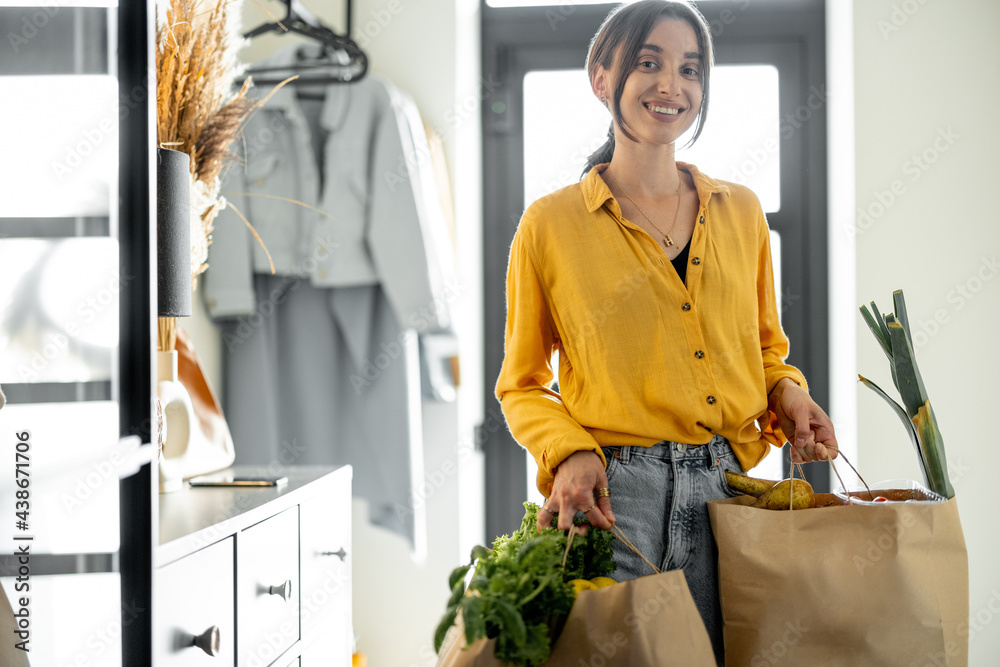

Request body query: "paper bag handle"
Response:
[611, 525, 662, 575]
[786, 445, 873, 509]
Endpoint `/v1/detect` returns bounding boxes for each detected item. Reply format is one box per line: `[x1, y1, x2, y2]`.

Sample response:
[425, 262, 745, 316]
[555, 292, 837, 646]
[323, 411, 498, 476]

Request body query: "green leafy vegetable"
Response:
[433, 501, 617, 665]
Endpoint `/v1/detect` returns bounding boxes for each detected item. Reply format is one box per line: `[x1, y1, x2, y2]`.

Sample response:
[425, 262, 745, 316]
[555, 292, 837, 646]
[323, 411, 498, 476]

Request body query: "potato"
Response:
[724, 471, 779, 498]
[751, 478, 815, 510]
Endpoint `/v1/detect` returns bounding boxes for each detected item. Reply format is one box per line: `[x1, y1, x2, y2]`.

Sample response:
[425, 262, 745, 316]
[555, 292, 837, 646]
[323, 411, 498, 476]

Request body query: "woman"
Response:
[494, 0, 838, 661]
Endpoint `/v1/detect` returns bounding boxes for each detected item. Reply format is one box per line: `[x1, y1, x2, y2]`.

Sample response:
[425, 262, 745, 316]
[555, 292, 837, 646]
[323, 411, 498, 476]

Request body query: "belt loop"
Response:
[620, 445, 632, 463]
[707, 437, 718, 470]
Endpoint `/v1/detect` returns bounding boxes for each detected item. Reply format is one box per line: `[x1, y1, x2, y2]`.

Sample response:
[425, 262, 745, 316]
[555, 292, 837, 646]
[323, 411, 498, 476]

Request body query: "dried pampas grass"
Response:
[156, 0, 257, 289]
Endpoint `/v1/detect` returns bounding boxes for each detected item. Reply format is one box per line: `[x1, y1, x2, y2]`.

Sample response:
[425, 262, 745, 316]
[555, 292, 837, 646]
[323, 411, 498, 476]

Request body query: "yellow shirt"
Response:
[495, 162, 807, 497]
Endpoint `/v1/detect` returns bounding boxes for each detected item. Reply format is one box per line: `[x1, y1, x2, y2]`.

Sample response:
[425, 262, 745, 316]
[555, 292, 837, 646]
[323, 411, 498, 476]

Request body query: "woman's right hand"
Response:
[537, 449, 615, 533]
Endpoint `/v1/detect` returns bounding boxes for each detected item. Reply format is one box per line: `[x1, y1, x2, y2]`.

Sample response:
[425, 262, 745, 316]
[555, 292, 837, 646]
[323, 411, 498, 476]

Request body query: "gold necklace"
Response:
[606, 169, 682, 247]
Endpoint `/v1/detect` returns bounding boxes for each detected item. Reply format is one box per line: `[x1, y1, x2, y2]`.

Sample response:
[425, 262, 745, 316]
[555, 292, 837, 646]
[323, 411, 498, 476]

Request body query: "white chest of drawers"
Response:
[155, 465, 352, 666]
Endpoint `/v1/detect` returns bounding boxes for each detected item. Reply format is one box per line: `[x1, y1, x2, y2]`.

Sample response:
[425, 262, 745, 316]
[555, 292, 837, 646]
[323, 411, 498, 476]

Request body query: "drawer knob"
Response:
[320, 547, 348, 561]
[192, 625, 221, 657]
[268, 579, 293, 602]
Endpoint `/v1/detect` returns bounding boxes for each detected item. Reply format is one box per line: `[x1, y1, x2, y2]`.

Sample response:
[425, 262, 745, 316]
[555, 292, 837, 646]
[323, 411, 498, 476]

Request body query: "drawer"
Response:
[300, 481, 351, 647]
[238, 506, 300, 666]
[155, 537, 235, 666]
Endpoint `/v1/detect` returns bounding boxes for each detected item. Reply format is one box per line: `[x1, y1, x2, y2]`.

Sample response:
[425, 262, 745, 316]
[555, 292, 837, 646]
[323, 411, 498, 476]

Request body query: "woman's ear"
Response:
[591, 66, 609, 106]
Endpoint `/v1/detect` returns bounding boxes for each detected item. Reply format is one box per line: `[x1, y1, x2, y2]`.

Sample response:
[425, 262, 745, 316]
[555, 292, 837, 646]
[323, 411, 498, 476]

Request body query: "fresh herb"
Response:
[434, 501, 616, 666]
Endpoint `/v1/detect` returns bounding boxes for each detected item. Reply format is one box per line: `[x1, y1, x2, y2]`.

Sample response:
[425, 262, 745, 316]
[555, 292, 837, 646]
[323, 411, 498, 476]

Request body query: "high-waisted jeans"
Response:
[600, 434, 744, 665]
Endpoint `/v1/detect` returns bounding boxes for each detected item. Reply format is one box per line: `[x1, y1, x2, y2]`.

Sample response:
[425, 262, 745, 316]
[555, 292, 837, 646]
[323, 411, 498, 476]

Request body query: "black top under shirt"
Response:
[670, 238, 691, 285]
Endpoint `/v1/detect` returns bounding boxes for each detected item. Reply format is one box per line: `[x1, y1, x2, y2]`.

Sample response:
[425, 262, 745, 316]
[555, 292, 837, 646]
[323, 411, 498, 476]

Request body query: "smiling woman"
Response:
[493, 1, 838, 664]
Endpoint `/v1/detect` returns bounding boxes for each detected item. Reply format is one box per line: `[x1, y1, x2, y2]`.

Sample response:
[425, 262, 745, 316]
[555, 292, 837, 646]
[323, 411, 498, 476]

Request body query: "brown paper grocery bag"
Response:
[708, 495, 968, 666]
[436, 569, 716, 666]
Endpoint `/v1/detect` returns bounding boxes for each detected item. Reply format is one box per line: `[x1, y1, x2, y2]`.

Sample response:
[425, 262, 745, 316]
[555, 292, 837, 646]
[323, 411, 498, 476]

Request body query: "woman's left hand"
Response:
[769, 378, 839, 463]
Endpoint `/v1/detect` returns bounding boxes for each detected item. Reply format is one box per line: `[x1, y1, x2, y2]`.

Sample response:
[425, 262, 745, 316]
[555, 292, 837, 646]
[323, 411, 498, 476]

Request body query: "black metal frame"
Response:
[480, 0, 829, 540]
[118, 0, 157, 662]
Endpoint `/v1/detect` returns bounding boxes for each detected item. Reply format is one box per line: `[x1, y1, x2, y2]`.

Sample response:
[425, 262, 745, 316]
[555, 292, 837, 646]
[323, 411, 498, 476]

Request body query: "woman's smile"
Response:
[642, 100, 686, 121]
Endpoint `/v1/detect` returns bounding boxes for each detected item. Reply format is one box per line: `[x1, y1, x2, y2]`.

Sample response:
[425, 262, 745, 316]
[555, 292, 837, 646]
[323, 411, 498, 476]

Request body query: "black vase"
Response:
[156, 147, 192, 317]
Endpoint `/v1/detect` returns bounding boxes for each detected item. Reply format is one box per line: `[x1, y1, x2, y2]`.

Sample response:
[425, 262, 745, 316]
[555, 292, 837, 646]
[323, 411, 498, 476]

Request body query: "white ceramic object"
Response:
[157, 350, 194, 493]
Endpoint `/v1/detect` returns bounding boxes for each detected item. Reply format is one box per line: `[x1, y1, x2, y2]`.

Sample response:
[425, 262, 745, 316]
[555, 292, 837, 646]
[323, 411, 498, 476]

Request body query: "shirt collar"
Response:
[582, 161, 731, 213]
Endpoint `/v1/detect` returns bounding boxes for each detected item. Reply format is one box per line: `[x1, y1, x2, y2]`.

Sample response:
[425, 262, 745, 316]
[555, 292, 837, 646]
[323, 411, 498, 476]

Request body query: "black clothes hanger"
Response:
[242, 0, 368, 86]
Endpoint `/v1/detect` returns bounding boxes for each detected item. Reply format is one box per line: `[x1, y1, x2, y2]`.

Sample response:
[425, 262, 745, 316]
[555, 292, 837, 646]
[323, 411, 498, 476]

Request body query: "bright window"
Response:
[523, 64, 780, 211]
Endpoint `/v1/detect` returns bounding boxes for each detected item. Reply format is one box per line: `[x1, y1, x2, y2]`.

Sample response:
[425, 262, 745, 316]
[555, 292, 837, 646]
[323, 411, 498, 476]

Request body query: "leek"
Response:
[859, 290, 955, 498]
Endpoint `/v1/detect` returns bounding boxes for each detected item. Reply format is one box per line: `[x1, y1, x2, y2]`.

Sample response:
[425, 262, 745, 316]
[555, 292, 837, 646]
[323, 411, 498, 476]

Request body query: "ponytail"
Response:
[582, 122, 616, 177]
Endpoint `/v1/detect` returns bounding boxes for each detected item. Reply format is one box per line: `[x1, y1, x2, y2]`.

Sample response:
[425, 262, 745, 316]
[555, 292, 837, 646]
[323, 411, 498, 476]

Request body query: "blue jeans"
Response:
[600, 434, 744, 666]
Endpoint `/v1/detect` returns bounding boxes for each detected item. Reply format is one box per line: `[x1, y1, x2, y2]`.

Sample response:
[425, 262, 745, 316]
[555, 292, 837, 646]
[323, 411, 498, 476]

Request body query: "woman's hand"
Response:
[537, 450, 615, 534]
[769, 378, 840, 463]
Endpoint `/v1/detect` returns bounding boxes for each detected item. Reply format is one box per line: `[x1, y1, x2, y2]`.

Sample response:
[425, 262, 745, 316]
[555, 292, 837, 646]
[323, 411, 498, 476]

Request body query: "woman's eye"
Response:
[638, 60, 657, 69]
[682, 67, 700, 77]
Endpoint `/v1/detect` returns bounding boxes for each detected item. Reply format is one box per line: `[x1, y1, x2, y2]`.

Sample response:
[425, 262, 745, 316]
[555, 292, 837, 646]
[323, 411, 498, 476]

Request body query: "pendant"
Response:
[664, 234, 675, 247]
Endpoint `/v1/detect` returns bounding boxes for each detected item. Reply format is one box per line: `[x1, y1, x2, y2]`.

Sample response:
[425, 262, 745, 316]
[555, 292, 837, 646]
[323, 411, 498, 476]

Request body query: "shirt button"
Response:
[692, 257, 701, 265]
[682, 302, 691, 311]
[699, 215, 705, 224]
[695, 350, 704, 359]
[707, 395, 716, 405]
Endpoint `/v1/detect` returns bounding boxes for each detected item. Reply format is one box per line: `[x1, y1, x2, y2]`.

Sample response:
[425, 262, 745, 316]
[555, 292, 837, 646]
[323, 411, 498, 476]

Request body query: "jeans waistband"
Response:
[605, 434, 731, 469]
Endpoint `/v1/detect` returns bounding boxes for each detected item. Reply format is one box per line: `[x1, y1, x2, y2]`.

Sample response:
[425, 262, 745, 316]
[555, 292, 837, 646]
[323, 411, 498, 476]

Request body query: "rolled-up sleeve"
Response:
[494, 222, 606, 497]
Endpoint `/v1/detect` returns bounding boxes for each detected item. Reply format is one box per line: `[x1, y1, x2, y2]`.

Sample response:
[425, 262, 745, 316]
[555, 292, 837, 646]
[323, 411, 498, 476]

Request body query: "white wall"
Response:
[185, 1, 485, 664]
[850, 1, 1000, 664]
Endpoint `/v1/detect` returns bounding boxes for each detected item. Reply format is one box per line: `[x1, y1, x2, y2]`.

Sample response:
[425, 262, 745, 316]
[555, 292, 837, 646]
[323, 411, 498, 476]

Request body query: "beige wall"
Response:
[851, 1, 1000, 664]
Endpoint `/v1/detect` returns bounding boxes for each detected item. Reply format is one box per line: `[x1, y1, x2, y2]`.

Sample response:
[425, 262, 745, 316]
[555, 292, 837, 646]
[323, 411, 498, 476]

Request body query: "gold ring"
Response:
[540, 504, 554, 514]
[582, 504, 597, 513]
[596, 488, 610, 498]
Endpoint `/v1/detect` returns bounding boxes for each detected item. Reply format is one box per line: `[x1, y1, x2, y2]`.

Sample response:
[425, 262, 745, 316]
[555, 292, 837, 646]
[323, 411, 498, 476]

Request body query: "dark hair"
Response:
[582, 0, 714, 176]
